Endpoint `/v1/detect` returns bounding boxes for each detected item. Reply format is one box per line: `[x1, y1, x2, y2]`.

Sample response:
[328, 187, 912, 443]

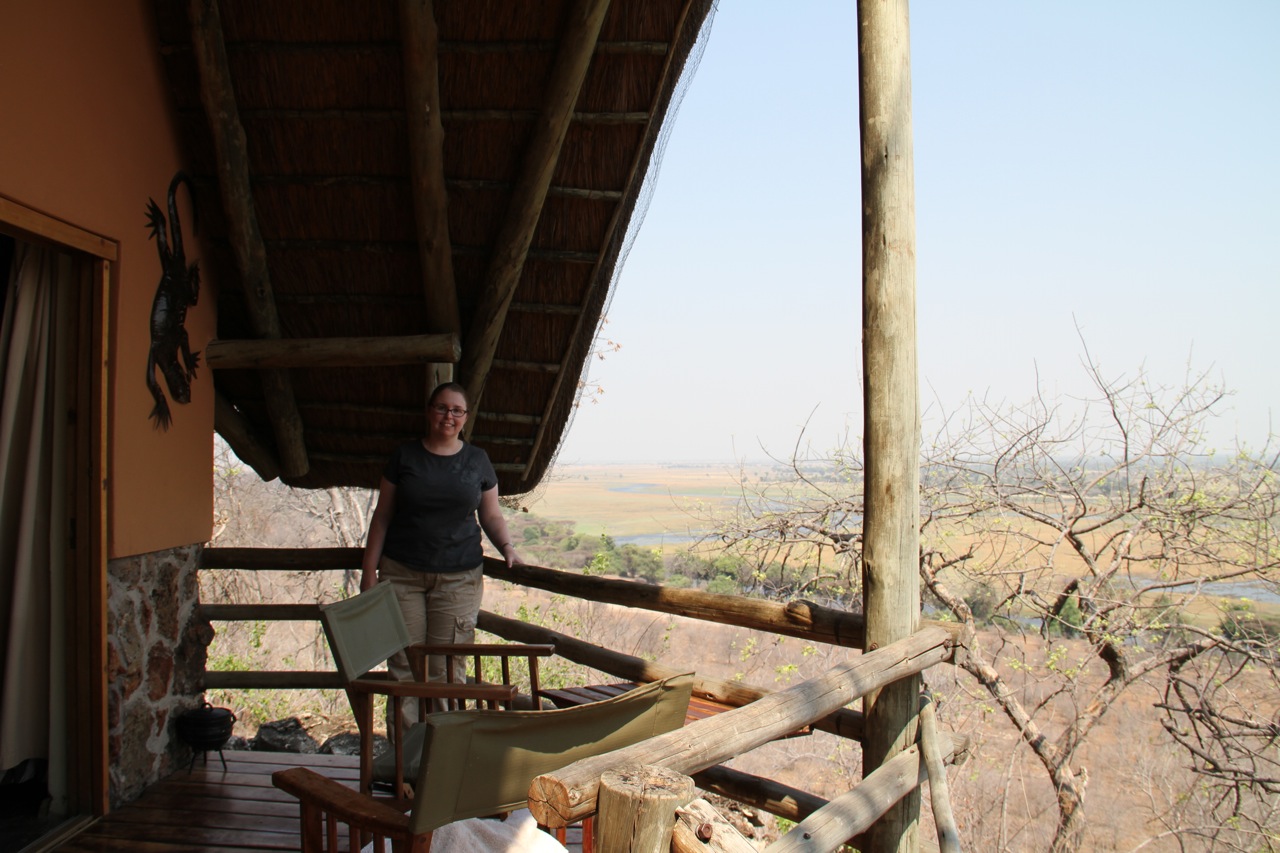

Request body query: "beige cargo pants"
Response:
[377, 555, 483, 728]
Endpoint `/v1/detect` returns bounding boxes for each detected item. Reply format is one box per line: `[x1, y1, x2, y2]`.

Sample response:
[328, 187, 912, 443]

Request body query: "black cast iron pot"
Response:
[176, 701, 236, 752]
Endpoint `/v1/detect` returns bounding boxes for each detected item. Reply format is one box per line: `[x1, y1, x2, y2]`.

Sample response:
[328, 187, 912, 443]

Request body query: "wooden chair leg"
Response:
[583, 816, 595, 853]
[299, 801, 324, 853]
[393, 830, 433, 852]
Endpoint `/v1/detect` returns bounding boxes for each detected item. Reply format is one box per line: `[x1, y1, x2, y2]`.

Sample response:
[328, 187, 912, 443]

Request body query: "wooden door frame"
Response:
[0, 193, 113, 816]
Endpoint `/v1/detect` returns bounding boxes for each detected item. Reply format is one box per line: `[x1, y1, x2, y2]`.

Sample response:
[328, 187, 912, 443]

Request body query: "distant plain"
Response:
[524, 462, 768, 544]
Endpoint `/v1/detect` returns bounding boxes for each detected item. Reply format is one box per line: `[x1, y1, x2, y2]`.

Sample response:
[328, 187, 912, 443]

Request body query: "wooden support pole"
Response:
[527, 627, 955, 827]
[766, 734, 954, 853]
[205, 333, 460, 369]
[595, 766, 695, 853]
[187, 0, 309, 479]
[399, 0, 459, 392]
[919, 700, 962, 853]
[459, 0, 612, 420]
[858, 0, 921, 850]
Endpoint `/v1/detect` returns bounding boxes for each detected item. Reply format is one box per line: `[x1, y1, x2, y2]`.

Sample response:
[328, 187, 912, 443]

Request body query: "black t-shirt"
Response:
[381, 440, 498, 572]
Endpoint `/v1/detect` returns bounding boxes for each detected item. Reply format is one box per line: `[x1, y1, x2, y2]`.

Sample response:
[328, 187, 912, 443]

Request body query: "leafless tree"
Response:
[707, 357, 1279, 851]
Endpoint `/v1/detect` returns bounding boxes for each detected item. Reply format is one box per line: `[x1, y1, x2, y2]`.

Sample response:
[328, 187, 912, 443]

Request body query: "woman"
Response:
[360, 381, 522, 719]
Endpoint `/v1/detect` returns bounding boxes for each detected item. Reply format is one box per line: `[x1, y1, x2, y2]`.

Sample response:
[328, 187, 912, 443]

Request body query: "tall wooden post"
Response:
[858, 1, 921, 852]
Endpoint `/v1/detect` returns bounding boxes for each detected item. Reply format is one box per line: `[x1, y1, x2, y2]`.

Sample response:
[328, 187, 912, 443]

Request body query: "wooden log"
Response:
[187, 0, 308, 479]
[858, 0, 921, 849]
[919, 700, 961, 853]
[492, 359, 561, 374]
[202, 603, 319, 621]
[485, 611, 867, 739]
[483, 559, 866, 649]
[205, 333, 460, 369]
[460, 0, 612, 417]
[482, 610, 752, 705]
[691, 766, 828, 825]
[671, 799, 758, 853]
[518, 0, 700, 481]
[400, 0, 459, 393]
[450, 181, 623, 203]
[509, 301, 586, 315]
[213, 391, 281, 482]
[527, 627, 954, 826]
[479, 609, 867, 740]
[203, 671, 344, 690]
[442, 108, 650, 124]
[594, 766, 695, 853]
[201, 547, 361, 571]
[764, 736, 952, 853]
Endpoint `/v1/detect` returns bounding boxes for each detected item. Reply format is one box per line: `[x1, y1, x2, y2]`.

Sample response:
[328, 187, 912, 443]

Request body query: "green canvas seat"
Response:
[318, 582, 554, 796]
[273, 672, 695, 852]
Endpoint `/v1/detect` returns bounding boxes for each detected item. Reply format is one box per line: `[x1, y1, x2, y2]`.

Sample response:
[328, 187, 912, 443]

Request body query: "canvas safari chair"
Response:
[319, 582, 555, 796]
[273, 672, 695, 853]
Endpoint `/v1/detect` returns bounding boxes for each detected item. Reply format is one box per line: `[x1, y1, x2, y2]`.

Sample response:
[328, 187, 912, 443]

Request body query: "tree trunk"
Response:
[1049, 769, 1087, 853]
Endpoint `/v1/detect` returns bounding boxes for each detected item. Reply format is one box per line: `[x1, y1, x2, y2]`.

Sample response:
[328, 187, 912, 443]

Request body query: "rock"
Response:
[250, 718, 319, 754]
[224, 735, 250, 751]
[319, 732, 390, 758]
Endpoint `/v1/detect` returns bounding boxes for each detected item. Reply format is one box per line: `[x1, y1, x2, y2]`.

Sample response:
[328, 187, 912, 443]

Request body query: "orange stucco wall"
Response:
[0, 0, 214, 558]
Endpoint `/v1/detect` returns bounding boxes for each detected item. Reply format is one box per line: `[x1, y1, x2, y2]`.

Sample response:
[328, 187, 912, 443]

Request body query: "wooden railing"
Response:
[199, 546, 969, 846]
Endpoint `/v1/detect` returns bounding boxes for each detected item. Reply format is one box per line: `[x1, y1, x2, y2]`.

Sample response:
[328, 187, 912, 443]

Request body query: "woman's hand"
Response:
[360, 477, 396, 592]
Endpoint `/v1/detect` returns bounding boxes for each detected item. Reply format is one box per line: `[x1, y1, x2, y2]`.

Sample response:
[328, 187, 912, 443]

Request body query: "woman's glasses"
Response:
[431, 404, 468, 417]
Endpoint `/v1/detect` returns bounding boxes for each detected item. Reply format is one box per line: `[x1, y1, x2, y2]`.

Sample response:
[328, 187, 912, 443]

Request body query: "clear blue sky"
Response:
[556, 1, 1280, 464]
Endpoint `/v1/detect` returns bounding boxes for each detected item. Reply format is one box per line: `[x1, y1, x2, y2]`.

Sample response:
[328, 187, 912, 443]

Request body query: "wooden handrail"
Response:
[198, 549, 966, 737]
[203, 603, 319, 621]
[202, 547, 867, 648]
[479, 610, 868, 742]
[527, 626, 958, 826]
[204, 670, 343, 690]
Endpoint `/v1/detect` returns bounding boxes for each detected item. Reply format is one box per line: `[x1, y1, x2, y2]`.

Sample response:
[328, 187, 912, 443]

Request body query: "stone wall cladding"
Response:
[106, 543, 213, 806]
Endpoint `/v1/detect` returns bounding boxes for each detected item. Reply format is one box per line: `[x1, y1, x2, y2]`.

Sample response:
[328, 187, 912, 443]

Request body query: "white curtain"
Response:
[0, 241, 73, 814]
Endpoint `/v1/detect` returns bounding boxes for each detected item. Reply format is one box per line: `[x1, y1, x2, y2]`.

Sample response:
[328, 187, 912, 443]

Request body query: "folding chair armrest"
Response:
[272, 767, 410, 836]
[415, 642, 556, 658]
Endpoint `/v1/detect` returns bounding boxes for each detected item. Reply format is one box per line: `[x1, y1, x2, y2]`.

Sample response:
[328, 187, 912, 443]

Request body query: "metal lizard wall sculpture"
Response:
[145, 172, 201, 430]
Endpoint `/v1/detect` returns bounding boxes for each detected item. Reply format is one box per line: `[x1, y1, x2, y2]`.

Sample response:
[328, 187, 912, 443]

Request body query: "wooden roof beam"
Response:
[214, 392, 281, 482]
[295, 402, 541, 426]
[400, 0, 458, 391]
[214, 107, 647, 125]
[165, 39, 668, 56]
[247, 175, 624, 202]
[521, 0, 701, 479]
[492, 358, 560, 374]
[206, 333, 460, 369]
[444, 109, 649, 124]
[258, 240, 598, 264]
[459, 0, 613, 425]
[509, 301, 583, 315]
[188, 0, 309, 479]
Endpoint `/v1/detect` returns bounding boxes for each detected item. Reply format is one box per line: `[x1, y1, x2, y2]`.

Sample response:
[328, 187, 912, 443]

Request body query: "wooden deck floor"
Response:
[54, 751, 584, 852]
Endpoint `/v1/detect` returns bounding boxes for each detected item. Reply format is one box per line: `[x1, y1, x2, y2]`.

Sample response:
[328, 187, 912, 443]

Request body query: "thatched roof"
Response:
[153, 0, 714, 494]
